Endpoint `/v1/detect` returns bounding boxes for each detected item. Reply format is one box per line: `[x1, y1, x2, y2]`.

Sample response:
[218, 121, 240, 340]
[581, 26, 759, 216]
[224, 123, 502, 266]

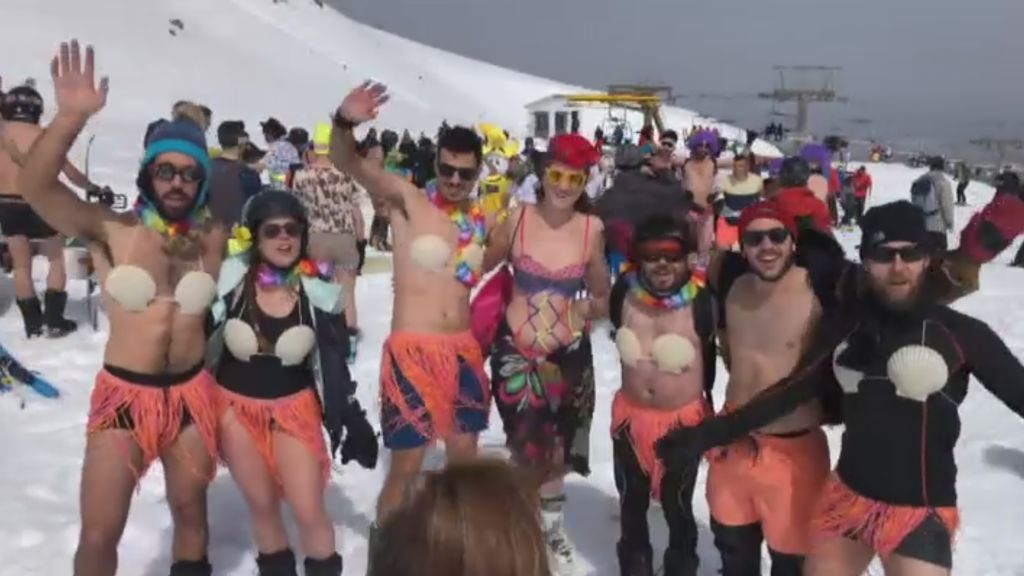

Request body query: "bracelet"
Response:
[332, 110, 360, 131]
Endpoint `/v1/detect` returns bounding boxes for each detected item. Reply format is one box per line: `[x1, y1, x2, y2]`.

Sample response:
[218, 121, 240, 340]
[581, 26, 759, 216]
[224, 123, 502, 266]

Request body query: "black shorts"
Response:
[0, 195, 57, 240]
[892, 513, 953, 569]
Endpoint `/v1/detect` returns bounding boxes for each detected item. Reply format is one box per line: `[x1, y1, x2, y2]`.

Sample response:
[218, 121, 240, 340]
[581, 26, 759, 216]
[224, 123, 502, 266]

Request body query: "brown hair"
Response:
[374, 458, 550, 576]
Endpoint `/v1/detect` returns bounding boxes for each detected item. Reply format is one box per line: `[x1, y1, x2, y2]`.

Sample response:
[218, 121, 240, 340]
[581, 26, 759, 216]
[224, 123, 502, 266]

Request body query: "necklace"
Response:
[134, 198, 209, 239]
[625, 270, 703, 311]
[256, 259, 333, 289]
[426, 182, 487, 287]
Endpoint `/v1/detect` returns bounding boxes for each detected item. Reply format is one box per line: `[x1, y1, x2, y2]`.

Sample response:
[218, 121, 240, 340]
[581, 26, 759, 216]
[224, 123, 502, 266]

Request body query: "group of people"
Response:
[6, 39, 1024, 576]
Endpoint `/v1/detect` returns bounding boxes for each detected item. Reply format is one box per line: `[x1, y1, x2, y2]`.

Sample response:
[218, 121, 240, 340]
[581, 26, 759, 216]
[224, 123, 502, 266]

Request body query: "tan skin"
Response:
[330, 82, 484, 521]
[483, 161, 610, 496]
[15, 41, 227, 576]
[619, 255, 705, 410]
[805, 242, 945, 576]
[722, 218, 823, 434]
[683, 146, 717, 209]
[1, 117, 96, 299]
[218, 216, 336, 559]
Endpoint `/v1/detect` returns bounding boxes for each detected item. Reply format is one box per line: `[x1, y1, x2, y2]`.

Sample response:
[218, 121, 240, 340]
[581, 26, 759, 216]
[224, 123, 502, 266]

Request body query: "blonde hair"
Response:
[172, 101, 209, 132]
[374, 458, 550, 576]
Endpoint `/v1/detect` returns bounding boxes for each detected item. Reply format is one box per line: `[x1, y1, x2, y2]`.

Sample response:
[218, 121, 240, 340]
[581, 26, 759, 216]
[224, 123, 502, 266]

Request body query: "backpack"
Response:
[910, 175, 940, 217]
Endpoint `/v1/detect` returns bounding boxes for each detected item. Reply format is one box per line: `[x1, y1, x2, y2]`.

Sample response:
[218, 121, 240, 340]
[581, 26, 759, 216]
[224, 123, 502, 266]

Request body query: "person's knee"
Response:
[291, 497, 332, 535]
[78, 521, 122, 554]
[166, 486, 208, 529]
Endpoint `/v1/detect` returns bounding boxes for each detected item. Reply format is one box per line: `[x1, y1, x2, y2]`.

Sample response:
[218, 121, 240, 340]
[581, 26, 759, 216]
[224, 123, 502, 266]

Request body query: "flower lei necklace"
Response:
[625, 269, 703, 311]
[256, 259, 333, 289]
[134, 197, 209, 239]
[426, 182, 487, 287]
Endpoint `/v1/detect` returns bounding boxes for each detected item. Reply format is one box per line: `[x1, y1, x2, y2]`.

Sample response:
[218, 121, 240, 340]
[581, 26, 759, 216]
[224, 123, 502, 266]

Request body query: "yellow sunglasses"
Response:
[546, 167, 587, 189]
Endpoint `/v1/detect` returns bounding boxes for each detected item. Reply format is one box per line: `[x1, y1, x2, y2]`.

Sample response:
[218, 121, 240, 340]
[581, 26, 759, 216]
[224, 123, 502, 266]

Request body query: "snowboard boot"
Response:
[304, 553, 343, 576]
[168, 557, 212, 576]
[617, 540, 654, 576]
[43, 289, 77, 338]
[541, 495, 576, 576]
[15, 297, 44, 339]
[256, 548, 299, 576]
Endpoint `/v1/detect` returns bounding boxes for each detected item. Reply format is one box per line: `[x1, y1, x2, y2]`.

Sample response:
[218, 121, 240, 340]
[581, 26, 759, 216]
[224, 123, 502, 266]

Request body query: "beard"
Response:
[868, 276, 926, 313]
[640, 267, 688, 296]
[749, 250, 795, 283]
[155, 187, 197, 220]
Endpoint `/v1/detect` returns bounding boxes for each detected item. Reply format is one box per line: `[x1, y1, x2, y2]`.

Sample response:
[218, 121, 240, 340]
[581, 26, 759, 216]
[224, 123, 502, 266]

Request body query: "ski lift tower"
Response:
[758, 66, 848, 136]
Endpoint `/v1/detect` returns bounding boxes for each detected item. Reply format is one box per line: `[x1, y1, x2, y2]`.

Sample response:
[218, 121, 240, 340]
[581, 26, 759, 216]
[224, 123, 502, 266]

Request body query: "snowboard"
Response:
[0, 343, 59, 398]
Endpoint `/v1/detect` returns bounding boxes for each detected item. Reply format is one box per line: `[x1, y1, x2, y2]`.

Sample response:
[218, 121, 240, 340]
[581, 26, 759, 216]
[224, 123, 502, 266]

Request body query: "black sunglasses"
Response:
[741, 228, 790, 247]
[437, 162, 478, 182]
[260, 222, 302, 239]
[865, 244, 927, 264]
[152, 162, 203, 184]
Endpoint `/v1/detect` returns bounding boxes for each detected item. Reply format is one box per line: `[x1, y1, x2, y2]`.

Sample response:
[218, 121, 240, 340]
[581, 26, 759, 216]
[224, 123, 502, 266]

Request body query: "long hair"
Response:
[535, 156, 592, 213]
[374, 458, 550, 576]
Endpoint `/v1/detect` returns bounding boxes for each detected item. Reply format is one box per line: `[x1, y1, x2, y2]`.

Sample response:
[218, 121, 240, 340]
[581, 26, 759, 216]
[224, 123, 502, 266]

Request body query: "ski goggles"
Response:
[545, 167, 587, 189]
[437, 162, 479, 182]
[863, 244, 928, 264]
[637, 239, 687, 263]
[260, 222, 303, 239]
[151, 162, 204, 184]
[741, 227, 791, 247]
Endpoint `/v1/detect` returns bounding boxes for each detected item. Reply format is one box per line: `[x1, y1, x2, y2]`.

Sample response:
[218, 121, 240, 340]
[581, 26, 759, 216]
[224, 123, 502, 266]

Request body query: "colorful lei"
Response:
[426, 182, 487, 287]
[257, 258, 334, 288]
[625, 269, 703, 311]
[134, 197, 209, 239]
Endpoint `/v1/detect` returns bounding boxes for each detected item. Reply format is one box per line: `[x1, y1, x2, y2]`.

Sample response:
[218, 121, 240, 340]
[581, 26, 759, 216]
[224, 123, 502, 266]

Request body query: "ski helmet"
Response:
[777, 157, 811, 188]
[135, 118, 212, 221]
[1, 86, 43, 124]
[631, 214, 692, 296]
[241, 189, 310, 266]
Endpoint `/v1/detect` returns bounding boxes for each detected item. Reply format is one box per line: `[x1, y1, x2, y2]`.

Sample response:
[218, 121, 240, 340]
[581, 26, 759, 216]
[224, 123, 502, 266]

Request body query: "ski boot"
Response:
[617, 541, 653, 576]
[43, 289, 77, 338]
[541, 495, 576, 576]
[256, 548, 298, 576]
[168, 558, 212, 576]
[15, 297, 44, 339]
[304, 553, 343, 576]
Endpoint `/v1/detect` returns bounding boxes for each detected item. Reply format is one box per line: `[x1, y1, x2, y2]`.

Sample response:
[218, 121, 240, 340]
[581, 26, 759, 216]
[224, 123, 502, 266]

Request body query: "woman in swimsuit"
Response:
[208, 190, 377, 576]
[17, 42, 226, 576]
[483, 132, 611, 575]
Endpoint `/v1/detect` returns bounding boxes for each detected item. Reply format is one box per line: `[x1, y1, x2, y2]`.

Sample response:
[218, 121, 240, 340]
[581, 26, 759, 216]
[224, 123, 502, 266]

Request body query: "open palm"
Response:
[50, 40, 109, 118]
[339, 81, 389, 124]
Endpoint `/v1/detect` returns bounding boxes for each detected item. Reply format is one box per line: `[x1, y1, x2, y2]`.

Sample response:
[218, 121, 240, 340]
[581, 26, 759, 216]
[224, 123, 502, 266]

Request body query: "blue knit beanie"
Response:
[139, 118, 212, 209]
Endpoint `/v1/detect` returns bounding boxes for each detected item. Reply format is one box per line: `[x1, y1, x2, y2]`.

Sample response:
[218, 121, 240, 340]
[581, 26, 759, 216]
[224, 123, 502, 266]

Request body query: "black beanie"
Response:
[858, 200, 930, 255]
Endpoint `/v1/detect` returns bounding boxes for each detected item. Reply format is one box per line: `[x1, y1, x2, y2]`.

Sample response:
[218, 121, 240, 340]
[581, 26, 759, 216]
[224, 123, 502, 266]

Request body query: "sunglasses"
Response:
[741, 228, 791, 247]
[260, 222, 302, 239]
[545, 167, 587, 189]
[437, 162, 478, 182]
[640, 250, 686, 264]
[864, 244, 927, 264]
[152, 162, 204, 184]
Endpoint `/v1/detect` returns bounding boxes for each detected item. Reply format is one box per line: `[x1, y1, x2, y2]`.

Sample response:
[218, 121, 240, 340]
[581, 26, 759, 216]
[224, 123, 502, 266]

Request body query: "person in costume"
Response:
[329, 82, 492, 552]
[608, 215, 716, 576]
[207, 191, 377, 576]
[17, 42, 228, 576]
[0, 82, 99, 338]
[291, 122, 366, 361]
[477, 123, 520, 222]
[715, 152, 763, 252]
[483, 132, 610, 575]
[682, 129, 722, 279]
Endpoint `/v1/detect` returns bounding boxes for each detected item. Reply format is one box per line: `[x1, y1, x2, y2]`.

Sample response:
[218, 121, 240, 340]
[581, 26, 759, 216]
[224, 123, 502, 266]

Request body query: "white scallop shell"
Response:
[409, 234, 452, 270]
[174, 271, 218, 315]
[833, 341, 866, 394]
[615, 327, 642, 367]
[275, 325, 316, 366]
[887, 345, 949, 402]
[651, 334, 696, 374]
[104, 265, 157, 312]
[461, 243, 485, 273]
[223, 319, 259, 361]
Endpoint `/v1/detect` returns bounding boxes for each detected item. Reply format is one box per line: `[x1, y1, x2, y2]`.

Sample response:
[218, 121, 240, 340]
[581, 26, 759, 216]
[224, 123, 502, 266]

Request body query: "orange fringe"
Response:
[379, 330, 490, 442]
[215, 386, 329, 487]
[611, 392, 711, 499]
[87, 369, 219, 481]
[813, 474, 959, 557]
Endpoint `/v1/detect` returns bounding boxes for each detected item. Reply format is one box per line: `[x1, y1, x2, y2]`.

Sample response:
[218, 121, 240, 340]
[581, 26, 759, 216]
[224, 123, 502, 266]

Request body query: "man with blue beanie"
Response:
[16, 40, 229, 576]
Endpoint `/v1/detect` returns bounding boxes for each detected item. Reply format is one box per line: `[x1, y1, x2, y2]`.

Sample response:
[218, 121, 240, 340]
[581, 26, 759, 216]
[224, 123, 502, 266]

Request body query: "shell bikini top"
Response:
[409, 183, 487, 288]
[615, 276, 703, 375]
[223, 298, 316, 367]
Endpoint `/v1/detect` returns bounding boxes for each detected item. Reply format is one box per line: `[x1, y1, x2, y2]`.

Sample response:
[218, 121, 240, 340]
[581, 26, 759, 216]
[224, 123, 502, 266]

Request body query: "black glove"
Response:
[655, 419, 730, 473]
[340, 398, 379, 469]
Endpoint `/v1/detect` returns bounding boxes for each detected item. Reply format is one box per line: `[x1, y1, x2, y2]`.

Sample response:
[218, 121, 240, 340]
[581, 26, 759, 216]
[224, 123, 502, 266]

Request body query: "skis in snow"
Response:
[0, 343, 59, 399]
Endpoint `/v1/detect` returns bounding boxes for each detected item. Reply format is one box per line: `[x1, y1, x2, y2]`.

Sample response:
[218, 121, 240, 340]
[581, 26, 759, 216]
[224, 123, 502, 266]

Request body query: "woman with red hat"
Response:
[483, 132, 610, 575]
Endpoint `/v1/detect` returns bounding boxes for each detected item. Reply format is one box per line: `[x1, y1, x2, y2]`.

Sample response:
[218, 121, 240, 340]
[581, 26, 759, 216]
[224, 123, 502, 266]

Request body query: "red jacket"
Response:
[776, 187, 833, 233]
[853, 172, 873, 199]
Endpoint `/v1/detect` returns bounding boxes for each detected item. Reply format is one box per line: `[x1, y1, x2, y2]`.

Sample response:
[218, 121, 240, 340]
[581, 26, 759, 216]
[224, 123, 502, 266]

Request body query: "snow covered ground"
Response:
[2, 0, 1024, 575]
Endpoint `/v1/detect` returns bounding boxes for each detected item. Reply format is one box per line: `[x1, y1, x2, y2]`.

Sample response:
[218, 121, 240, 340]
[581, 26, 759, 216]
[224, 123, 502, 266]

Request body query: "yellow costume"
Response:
[478, 123, 521, 222]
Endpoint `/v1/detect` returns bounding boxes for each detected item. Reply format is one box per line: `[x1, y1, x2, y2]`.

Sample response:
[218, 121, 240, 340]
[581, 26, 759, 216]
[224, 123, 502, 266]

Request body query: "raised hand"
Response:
[49, 40, 109, 119]
[338, 81, 389, 124]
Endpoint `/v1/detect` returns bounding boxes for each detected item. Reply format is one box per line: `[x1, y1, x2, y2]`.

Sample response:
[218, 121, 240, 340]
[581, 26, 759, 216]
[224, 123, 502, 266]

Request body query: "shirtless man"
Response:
[682, 129, 720, 211]
[1, 82, 99, 338]
[706, 199, 827, 576]
[609, 215, 716, 576]
[18, 41, 227, 576]
[329, 83, 490, 531]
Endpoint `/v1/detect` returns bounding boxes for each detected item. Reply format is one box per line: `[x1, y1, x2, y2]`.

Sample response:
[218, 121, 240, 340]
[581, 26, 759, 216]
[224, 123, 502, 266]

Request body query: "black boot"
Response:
[256, 548, 298, 576]
[43, 289, 77, 337]
[711, 519, 764, 576]
[616, 540, 653, 576]
[304, 553, 343, 576]
[15, 297, 44, 339]
[168, 558, 212, 576]
[663, 547, 699, 576]
[767, 548, 804, 576]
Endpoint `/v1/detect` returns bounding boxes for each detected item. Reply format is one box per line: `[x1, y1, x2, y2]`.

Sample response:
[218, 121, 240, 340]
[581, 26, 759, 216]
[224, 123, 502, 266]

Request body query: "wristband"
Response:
[332, 110, 360, 131]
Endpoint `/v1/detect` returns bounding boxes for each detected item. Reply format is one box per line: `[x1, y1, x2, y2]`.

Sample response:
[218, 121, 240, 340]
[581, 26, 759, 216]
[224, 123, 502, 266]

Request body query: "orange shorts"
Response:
[715, 217, 740, 251]
[611, 392, 711, 500]
[706, 428, 830, 554]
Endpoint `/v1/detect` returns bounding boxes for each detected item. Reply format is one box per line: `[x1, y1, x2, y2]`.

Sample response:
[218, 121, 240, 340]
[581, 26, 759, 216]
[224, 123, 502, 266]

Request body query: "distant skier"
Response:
[910, 156, 955, 252]
[955, 161, 971, 205]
